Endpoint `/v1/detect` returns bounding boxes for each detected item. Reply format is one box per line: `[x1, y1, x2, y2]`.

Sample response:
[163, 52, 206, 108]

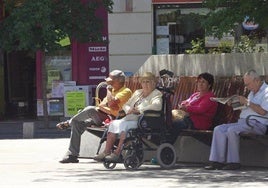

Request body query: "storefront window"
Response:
[46, 56, 72, 95]
[154, 4, 268, 54]
[154, 4, 208, 54]
[45, 55, 72, 116]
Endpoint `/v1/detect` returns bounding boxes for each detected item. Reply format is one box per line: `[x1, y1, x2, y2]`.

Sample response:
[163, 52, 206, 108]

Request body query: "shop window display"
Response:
[154, 4, 267, 54]
[45, 55, 72, 116]
[154, 5, 208, 54]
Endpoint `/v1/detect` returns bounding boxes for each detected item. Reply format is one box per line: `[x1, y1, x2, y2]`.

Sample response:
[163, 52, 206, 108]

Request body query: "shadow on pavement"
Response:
[32, 161, 268, 186]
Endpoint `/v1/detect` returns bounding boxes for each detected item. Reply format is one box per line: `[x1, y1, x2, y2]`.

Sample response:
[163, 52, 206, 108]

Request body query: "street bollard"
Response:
[23, 122, 35, 139]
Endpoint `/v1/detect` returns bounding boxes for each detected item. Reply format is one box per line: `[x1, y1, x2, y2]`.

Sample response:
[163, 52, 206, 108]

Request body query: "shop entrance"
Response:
[4, 51, 36, 119]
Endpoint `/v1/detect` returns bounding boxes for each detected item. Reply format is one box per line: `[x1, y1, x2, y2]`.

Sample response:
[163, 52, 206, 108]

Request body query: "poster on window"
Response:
[63, 85, 92, 117]
[157, 38, 169, 54]
[65, 91, 86, 117]
[156, 26, 169, 36]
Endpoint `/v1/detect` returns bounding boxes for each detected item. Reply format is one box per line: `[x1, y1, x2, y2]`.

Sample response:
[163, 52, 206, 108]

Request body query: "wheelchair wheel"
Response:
[156, 143, 176, 169]
[103, 161, 117, 169]
[124, 155, 140, 170]
[136, 149, 144, 166]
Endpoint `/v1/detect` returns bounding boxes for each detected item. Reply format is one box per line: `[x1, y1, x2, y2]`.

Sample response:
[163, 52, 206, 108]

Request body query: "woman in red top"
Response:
[171, 72, 218, 142]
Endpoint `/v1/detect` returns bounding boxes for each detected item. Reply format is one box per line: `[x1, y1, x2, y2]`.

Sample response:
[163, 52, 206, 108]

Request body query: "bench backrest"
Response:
[125, 75, 268, 129]
[211, 76, 247, 128]
[125, 75, 266, 129]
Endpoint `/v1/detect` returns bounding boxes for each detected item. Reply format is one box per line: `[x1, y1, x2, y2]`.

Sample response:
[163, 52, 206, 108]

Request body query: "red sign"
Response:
[87, 42, 109, 83]
[152, 0, 202, 4]
[73, 6, 109, 86]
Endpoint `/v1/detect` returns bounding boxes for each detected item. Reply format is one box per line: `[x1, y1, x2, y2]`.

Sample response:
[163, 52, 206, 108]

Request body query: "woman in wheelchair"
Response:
[94, 72, 163, 161]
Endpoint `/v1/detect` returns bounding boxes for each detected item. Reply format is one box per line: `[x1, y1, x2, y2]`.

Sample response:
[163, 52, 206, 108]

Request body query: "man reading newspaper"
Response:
[205, 69, 268, 170]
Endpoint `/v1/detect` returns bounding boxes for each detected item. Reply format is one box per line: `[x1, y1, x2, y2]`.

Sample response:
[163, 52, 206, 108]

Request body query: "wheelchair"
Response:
[96, 70, 178, 170]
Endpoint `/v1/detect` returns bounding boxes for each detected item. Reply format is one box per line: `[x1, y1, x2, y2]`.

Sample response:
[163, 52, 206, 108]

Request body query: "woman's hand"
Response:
[127, 107, 140, 115]
[178, 103, 187, 111]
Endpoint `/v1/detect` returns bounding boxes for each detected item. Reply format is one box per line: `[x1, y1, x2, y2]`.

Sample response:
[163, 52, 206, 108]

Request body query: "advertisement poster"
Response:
[51, 80, 64, 98]
[157, 38, 169, 54]
[47, 70, 61, 89]
[65, 91, 86, 117]
[49, 99, 64, 116]
[63, 85, 92, 117]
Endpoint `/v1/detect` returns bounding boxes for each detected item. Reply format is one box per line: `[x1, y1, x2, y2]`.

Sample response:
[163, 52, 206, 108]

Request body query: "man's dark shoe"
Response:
[204, 162, 225, 170]
[59, 155, 79, 163]
[222, 163, 241, 170]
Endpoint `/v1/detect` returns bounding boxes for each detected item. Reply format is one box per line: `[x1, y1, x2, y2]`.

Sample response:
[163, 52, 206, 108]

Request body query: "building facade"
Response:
[1, 0, 267, 119]
[108, 0, 205, 74]
[109, 0, 267, 74]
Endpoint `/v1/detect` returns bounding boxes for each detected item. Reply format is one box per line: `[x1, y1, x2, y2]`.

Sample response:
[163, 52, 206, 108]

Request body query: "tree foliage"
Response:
[202, 0, 268, 38]
[0, 0, 114, 52]
[0, 0, 113, 125]
[185, 38, 205, 54]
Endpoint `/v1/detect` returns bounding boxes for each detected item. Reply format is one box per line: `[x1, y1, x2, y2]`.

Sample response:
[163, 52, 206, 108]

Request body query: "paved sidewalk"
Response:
[0, 138, 268, 188]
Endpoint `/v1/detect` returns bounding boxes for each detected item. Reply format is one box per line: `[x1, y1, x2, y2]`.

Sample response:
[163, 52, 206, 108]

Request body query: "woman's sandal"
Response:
[56, 121, 70, 130]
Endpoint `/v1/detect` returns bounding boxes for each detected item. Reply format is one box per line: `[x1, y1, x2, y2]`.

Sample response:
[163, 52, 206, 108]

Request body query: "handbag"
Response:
[171, 109, 189, 121]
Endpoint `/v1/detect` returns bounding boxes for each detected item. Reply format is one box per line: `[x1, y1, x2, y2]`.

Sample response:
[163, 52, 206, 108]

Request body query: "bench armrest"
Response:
[246, 115, 268, 128]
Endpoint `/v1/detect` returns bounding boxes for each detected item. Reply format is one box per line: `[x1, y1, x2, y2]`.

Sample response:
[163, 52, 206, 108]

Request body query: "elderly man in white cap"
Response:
[57, 70, 132, 163]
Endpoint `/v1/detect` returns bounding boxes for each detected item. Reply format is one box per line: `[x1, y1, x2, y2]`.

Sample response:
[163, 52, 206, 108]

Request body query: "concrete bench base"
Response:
[80, 129, 268, 167]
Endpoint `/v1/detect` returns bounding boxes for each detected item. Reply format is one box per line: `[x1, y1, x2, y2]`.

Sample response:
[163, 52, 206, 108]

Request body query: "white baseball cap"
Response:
[105, 70, 125, 82]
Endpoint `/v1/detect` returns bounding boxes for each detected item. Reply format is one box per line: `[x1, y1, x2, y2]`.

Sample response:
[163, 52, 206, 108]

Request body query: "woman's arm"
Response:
[138, 90, 163, 113]
[186, 92, 217, 114]
[122, 90, 142, 113]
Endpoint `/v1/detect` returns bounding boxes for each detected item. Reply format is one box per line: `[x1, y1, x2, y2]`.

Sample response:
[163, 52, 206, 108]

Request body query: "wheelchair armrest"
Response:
[246, 115, 268, 128]
[138, 110, 164, 131]
[142, 110, 162, 117]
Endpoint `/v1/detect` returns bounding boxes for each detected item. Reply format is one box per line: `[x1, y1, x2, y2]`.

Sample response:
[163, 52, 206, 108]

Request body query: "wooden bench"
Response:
[124, 75, 268, 146]
[87, 75, 268, 146]
[85, 75, 268, 167]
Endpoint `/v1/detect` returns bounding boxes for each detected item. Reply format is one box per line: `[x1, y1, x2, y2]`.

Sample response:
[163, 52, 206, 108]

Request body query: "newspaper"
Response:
[210, 95, 246, 111]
